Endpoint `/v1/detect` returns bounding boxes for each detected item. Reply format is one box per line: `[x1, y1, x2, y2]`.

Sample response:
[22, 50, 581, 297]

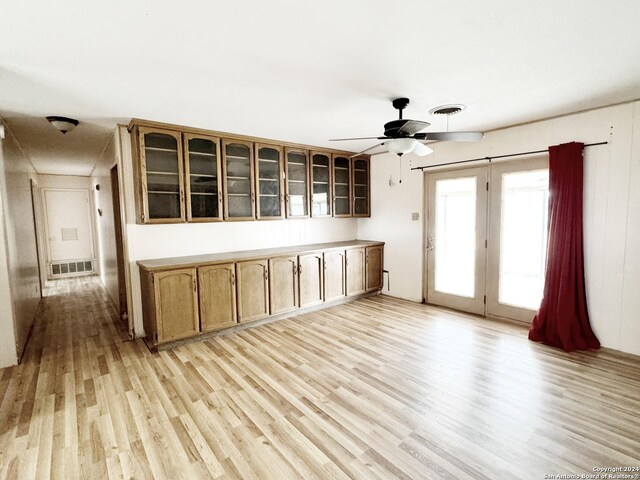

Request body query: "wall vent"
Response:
[50, 259, 94, 278]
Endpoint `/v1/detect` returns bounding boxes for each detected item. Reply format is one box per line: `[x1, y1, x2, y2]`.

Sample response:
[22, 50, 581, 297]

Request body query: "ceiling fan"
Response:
[330, 98, 484, 157]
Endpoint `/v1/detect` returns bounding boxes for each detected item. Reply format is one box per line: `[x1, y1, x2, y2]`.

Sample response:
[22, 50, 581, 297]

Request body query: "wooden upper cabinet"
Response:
[332, 154, 352, 217]
[237, 260, 270, 322]
[153, 268, 199, 342]
[346, 247, 366, 296]
[285, 148, 310, 218]
[133, 126, 186, 223]
[198, 263, 237, 332]
[310, 151, 332, 217]
[269, 256, 298, 315]
[184, 133, 223, 222]
[222, 139, 255, 221]
[352, 156, 371, 217]
[299, 253, 324, 308]
[365, 245, 383, 291]
[255, 144, 285, 220]
[323, 250, 346, 302]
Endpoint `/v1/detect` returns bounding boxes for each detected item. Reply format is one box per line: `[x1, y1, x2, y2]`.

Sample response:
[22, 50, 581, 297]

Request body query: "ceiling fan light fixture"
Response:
[386, 138, 418, 155]
[46, 116, 79, 134]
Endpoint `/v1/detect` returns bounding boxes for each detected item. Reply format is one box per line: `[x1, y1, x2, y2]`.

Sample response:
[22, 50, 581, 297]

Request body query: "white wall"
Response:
[116, 126, 359, 337]
[358, 101, 640, 356]
[91, 135, 119, 308]
[357, 153, 424, 302]
[0, 120, 41, 367]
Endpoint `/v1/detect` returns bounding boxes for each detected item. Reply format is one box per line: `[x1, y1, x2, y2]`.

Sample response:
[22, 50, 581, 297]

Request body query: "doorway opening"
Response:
[424, 156, 549, 323]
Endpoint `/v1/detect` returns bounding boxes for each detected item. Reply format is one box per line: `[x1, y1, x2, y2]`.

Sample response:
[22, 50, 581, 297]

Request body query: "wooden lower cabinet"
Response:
[324, 250, 346, 301]
[198, 263, 237, 332]
[346, 247, 366, 296]
[139, 241, 383, 346]
[365, 245, 384, 292]
[269, 256, 298, 315]
[299, 252, 324, 307]
[237, 259, 270, 322]
[146, 268, 199, 344]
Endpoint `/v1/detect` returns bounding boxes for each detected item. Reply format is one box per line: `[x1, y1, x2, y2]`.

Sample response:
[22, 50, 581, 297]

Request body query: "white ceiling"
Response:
[1, 1, 639, 176]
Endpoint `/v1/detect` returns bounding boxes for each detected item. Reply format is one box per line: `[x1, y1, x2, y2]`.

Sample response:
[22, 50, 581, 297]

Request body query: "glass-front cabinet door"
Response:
[310, 151, 331, 217]
[285, 148, 310, 218]
[332, 154, 352, 217]
[137, 127, 185, 223]
[352, 156, 370, 217]
[255, 143, 284, 220]
[222, 139, 255, 220]
[183, 133, 222, 222]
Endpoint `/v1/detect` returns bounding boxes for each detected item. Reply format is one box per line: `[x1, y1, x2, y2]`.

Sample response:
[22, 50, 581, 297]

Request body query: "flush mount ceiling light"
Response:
[46, 116, 79, 134]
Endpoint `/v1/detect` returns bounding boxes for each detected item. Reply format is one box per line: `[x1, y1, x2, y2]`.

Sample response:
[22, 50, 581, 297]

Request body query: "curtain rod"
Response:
[411, 141, 608, 171]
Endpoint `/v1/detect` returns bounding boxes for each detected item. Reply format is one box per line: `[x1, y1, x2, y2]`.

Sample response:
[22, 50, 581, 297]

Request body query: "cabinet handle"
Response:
[231, 272, 235, 286]
[264, 270, 269, 281]
[251, 192, 255, 204]
[298, 263, 302, 275]
[193, 278, 197, 292]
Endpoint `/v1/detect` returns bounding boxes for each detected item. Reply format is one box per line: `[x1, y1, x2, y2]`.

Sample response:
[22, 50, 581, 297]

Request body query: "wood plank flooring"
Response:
[1, 277, 639, 479]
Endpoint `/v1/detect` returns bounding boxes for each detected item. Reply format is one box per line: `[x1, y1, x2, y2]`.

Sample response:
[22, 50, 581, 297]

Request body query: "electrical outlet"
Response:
[411, 212, 420, 221]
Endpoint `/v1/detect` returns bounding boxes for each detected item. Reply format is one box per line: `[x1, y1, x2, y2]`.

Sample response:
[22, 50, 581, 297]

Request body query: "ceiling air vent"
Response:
[429, 104, 466, 116]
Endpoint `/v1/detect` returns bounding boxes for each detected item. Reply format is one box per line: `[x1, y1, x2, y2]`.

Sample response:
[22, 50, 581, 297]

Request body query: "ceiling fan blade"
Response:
[414, 131, 484, 142]
[412, 142, 433, 157]
[397, 120, 430, 136]
[349, 142, 386, 158]
[329, 136, 388, 141]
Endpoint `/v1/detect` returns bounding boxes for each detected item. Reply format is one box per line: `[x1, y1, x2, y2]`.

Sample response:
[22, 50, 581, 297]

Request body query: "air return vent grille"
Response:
[50, 260, 94, 277]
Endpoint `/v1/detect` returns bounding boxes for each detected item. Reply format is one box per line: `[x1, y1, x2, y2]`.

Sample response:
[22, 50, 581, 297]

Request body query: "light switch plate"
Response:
[411, 212, 420, 221]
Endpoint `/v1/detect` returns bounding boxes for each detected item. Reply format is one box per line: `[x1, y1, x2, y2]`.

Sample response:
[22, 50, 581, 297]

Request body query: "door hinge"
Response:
[486, 182, 489, 191]
[483, 295, 487, 304]
[485, 239, 488, 248]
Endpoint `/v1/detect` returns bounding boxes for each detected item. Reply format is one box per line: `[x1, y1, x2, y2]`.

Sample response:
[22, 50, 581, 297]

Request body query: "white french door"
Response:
[425, 157, 549, 322]
[426, 167, 488, 315]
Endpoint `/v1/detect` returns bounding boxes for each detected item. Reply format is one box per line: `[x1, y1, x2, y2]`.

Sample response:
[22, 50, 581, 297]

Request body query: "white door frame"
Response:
[424, 166, 488, 315]
[42, 187, 97, 278]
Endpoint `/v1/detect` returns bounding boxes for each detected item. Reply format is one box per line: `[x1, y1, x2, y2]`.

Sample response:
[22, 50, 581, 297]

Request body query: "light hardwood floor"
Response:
[1, 277, 639, 479]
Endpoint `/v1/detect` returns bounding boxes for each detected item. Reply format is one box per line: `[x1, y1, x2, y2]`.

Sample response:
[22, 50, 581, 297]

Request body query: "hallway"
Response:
[1, 278, 640, 479]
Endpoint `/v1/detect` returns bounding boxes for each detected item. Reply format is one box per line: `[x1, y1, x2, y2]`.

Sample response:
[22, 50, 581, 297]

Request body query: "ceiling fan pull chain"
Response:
[399, 154, 403, 184]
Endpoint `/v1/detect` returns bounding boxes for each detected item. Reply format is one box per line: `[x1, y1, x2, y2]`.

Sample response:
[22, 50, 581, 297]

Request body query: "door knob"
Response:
[427, 235, 435, 251]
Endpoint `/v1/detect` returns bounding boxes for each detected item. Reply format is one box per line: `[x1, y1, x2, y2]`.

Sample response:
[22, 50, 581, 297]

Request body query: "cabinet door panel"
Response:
[199, 263, 237, 332]
[311, 152, 331, 217]
[138, 127, 185, 223]
[184, 134, 222, 221]
[154, 268, 199, 342]
[299, 253, 324, 307]
[352, 157, 370, 217]
[256, 144, 285, 219]
[332, 155, 352, 217]
[366, 246, 383, 291]
[285, 148, 310, 217]
[237, 260, 269, 322]
[324, 251, 346, 302]
[269, 256, 298, 314]
[223, 140, 255, 220]
[346, 248, 366, 296]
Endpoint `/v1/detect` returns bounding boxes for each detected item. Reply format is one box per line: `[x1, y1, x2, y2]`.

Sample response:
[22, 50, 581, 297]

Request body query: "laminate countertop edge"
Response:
[137, 239, 385, 271]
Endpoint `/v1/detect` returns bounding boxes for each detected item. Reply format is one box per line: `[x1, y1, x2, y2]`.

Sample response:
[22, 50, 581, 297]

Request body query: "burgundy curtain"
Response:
[528, 142, 600, 352]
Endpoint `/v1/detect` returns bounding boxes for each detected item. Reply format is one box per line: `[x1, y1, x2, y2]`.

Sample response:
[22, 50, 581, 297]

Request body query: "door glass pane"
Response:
[287, 151, 308, 216]
[144, 132, 181, 219]
[225, 143, 252, 218]
[499, 170, 549, 309]
[258, 147, 282, 218]
[312, 153, 330, 216]
[333, 156, 351, 215]
[434, 177, 476, 297]
[187, 137, 219, 218]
